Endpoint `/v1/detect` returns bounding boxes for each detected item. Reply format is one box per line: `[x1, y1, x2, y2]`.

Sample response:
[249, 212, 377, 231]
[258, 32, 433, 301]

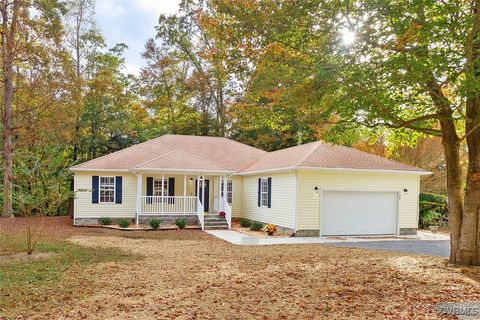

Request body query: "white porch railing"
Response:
[141, 196, 197, 215]
[222, 197, 232, 229]
[196, 198, 204, 230]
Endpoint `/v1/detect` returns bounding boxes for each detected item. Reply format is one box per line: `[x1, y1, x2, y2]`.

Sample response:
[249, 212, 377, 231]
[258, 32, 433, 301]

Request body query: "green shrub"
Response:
[239, 218, 251, 228]
[419, 210, 447, 228]
[419, 193, 447, 203]
[419, 192, 448, 228]
[98, 217, 112, 225]
[175, 219, 187, 229]
[250, 222, 263, 231]
[149, 218, 160, 229]
[118, 219, 130, 228]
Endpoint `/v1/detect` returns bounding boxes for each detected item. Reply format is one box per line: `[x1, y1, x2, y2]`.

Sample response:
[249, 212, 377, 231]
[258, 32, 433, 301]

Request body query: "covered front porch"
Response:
[133, 172, 233, 230]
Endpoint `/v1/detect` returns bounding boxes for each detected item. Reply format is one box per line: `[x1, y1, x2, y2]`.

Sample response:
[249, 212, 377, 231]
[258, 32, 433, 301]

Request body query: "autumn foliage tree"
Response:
[0, 0, 69, 217]
[213, 0, 480, 265]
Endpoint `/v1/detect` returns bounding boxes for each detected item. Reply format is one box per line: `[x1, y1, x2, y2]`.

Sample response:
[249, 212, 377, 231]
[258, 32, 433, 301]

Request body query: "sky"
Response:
[96, 0, 181, 75]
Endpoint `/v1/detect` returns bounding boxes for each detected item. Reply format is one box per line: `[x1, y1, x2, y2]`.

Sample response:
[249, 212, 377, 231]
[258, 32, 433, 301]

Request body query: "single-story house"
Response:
[70, 134, 430, 236]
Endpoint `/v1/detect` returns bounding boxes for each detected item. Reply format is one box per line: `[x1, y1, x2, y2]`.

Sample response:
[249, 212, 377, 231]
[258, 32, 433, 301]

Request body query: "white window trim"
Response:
[99, 176, 116, 204]
[153, 177, 169, 197]
[221, 179, 233, 204]
[260, 178, 269, 208]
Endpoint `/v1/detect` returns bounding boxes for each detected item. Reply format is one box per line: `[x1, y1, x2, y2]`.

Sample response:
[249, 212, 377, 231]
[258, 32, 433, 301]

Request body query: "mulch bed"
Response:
[76, 224, 201, 231]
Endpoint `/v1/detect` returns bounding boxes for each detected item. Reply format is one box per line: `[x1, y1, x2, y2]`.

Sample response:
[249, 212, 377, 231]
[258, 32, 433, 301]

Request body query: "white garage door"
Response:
[321, 191, 397, 236]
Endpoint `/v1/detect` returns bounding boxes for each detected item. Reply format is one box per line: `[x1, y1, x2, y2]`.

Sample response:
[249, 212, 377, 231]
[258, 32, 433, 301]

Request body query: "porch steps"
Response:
[203, 214, 229, 230]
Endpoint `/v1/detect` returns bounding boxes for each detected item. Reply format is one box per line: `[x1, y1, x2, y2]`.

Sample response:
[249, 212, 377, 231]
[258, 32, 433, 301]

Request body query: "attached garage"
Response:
[320, 191, 398, 236]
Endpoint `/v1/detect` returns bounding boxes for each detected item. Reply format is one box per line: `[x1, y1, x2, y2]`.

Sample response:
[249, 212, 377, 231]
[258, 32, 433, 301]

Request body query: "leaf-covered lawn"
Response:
[1, 217, 479, 319]
[0, 233, 138, 319]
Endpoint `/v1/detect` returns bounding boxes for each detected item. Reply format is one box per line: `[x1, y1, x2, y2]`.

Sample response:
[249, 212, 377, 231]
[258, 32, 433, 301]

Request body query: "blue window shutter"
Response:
[146, 177, 153, 204]
[257, 178, 261, 207]
[146, 177, 153, 196]
[267, 177, 272, 208]
[115, 176, 122, 204]
[168, 177, 175, 204]
[92, 176, 99, 204]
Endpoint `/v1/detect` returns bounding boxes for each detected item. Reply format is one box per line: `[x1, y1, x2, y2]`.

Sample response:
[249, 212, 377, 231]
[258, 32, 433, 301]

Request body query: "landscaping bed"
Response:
[75, 224, 201, 231]
[231, 219, 292, 238]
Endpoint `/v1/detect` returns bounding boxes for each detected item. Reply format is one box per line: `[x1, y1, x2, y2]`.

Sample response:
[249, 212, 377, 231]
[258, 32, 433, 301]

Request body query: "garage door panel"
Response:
[321, 191, 396, 236]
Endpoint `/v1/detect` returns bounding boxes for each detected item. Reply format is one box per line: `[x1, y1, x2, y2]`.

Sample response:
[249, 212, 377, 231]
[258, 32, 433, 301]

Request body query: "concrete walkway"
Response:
[205, 230, 450, 257]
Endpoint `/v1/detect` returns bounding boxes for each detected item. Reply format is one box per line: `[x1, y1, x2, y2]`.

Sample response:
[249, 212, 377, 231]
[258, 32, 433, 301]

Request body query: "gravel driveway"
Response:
[328, 240, 450, 257]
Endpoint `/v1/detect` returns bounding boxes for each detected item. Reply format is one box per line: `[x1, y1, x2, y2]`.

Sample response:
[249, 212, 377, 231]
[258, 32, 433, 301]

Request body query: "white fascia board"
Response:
[239, 166, 431, 176]
[131, 168, 235, 175]
[298, 166, 432, 175]
[70, 168, 131, 173]
[238, 167, 297, 176]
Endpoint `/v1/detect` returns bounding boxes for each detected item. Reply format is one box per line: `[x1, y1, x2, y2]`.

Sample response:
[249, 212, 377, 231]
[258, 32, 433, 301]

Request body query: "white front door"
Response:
[321, 191, 397, 236]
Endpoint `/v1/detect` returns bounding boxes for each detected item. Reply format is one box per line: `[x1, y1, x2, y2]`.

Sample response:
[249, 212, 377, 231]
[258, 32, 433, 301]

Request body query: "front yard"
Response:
[1, 217, 479, 319]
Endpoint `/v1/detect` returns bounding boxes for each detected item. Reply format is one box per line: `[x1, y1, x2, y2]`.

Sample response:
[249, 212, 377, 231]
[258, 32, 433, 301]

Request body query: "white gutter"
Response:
[70, 165, 430, 176]
[239, 166, 431, 176]
[70, 168, 131, 172]
[132, 168, 235, 175]
[70, 167, 234, 174]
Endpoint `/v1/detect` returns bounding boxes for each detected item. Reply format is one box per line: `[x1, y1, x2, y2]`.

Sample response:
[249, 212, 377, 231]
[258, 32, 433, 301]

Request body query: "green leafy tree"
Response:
[153, 0, 239, 135]
[139, 39, 202, 135]
[214, 0, 480, 265]
[78, 44, 143, 159]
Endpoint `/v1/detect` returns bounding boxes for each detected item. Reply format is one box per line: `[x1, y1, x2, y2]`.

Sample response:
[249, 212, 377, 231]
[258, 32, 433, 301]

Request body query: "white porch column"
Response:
[136, 173, 142, 227]
[223, 175, 227, 204]
[202, 176, 205, 209]
[218, 176, 223, 212]
[161, 174, 165, 214]
[196, 175, 200, 204]
[183, 174, 187, 213]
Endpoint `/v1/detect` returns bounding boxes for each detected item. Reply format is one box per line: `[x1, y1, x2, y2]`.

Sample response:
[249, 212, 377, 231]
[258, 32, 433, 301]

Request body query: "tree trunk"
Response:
[460, 97, 480, 265]
[455, 0, 480, 265]
[439, 119, 464, 264]
[1, 2, 16, 218]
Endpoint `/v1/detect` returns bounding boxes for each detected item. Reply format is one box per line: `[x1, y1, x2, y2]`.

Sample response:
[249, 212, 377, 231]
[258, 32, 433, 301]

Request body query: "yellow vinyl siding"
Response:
[211, 176, 242, 217]
[74, 171, 136, 218]
[231, 176, 243, 217]
[296, 170, 420, 231]
[242, 172, 296, 229]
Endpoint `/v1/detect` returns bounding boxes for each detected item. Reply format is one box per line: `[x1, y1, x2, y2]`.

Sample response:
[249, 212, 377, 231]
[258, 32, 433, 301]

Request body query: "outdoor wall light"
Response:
[314, 186, 319, 193]
[403, 188, 408, 194]
[189, 178, 194, 185]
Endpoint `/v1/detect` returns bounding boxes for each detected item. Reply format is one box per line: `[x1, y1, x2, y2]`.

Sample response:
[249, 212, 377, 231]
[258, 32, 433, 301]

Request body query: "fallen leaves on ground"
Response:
[1, 217, 479, 319]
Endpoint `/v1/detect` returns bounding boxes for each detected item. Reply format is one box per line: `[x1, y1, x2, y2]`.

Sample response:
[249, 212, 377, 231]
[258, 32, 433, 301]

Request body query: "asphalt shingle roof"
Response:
[71, 135, 426, 173]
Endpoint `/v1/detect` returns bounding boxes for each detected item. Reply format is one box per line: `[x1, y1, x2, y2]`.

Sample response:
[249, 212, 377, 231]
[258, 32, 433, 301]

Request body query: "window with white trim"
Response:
[99, 177, 115, 203]
[221, 180, 233, 204]
[260, 178, 269, 207]
[153, 178, 168, 197]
